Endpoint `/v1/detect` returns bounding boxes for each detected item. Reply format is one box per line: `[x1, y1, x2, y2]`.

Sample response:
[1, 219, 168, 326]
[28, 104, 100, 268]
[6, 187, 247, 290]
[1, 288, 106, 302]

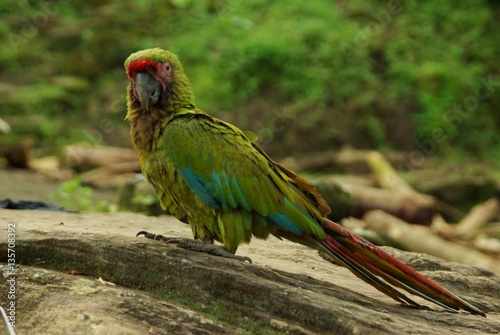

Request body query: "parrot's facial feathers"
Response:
[125, 48, 195, 114]
[126, 59, 173, 84]
[127, 59, 174, 111]
[126, 59, 157, 79]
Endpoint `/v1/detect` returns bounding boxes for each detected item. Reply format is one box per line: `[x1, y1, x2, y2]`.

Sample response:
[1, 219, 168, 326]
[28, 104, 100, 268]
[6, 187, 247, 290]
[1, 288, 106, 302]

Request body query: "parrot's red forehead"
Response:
[127, 59, 157, 75]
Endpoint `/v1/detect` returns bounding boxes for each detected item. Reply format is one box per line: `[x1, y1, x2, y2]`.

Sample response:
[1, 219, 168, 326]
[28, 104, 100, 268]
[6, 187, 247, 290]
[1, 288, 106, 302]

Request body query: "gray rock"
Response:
[0, 209, 499, 334]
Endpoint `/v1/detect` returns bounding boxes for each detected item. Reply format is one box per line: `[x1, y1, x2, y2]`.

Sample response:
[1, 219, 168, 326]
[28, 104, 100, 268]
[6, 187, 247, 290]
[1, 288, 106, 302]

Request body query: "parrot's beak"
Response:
[135, 72, 161, 112]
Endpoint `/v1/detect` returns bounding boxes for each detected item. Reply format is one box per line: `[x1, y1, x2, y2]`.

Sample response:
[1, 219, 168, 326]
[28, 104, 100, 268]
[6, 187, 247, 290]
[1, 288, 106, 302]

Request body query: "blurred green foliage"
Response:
[1, 0, 499, 160]
[51, 175, 118, 212]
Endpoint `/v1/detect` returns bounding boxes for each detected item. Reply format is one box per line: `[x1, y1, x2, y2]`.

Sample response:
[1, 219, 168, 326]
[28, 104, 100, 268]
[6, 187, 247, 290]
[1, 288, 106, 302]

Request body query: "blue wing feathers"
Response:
[268, 198, 324, 236]
[178, 167, 325, 238]
[178, 167, 221, 210]
[269, 212, 304, 235]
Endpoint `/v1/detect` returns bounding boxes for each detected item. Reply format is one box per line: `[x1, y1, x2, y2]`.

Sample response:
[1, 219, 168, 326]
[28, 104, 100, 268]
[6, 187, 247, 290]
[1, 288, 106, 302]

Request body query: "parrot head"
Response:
[125, 48, 195, 114]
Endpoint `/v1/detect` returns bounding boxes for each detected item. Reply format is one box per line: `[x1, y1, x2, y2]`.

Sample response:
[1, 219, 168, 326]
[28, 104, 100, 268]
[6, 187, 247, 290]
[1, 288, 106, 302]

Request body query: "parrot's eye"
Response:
[165, 63, 171, 71]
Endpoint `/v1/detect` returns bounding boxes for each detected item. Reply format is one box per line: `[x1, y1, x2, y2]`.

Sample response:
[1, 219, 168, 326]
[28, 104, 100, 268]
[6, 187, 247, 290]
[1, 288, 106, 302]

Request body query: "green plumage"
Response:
[125, 48, 329, 253]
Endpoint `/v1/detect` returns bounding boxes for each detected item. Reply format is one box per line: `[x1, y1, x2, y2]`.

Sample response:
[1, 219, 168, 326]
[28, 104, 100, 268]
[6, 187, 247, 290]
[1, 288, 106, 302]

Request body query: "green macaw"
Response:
[124, 48, 484, 316]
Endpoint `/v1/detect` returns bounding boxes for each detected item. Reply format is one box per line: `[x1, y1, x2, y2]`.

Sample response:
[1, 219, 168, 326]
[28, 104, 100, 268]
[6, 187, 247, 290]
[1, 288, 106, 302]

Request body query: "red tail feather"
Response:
[315, 219, 485, 316]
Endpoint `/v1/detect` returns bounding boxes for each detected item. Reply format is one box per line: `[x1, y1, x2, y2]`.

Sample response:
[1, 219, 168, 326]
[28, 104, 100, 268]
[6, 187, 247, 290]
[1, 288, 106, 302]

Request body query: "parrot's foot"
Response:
[136, 231, 252, 263]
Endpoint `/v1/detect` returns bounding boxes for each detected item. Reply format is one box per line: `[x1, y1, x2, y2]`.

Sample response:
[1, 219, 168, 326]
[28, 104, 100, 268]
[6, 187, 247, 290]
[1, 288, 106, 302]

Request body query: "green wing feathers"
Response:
[162, 112, 327, 251]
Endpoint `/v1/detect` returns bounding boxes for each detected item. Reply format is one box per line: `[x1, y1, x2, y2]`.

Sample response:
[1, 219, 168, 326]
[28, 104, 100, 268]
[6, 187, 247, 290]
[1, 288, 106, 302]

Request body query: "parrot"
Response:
[124, 48, 485, 316]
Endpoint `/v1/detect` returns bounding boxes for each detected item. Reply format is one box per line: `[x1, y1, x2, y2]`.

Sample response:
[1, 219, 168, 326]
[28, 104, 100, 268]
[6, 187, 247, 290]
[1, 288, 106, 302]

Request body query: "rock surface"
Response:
[0, 209, 499, 335]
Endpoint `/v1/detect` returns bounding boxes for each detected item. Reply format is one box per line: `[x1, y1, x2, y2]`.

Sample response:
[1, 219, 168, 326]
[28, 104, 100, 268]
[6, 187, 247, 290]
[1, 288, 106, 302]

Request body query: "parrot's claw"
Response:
[136, 231, 252, 263]
[178, 240, 253, 263]
[136, 231, 183, 242]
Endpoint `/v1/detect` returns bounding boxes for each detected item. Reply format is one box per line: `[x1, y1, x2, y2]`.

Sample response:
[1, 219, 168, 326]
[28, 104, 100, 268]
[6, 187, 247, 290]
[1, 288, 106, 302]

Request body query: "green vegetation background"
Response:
[1, 0, 499, 161]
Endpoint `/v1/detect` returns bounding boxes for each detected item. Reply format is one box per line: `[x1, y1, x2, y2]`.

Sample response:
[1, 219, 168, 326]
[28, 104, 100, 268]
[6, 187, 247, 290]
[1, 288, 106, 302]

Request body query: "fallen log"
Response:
[28, 155, 75, 180]
[282, 148, 374, 173]
[62, 143, 139, 171]
[366, 151, 438, 224]
[281, 147, 404, 174]
[455, 198, 499, 239]
[363, 210, 500, 274]
[308, 176, 435, 224]
[473, 235, 500, 256]
[366, 151, 414, 193]
[0, 116, 11, 133]
[80, 161, 141, 188]
[0, 139, 33, 168]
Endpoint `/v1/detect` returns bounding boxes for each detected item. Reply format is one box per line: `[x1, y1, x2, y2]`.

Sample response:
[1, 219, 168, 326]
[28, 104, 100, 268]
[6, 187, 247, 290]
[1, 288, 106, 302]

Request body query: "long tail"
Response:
[313, 219, 485, 316]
